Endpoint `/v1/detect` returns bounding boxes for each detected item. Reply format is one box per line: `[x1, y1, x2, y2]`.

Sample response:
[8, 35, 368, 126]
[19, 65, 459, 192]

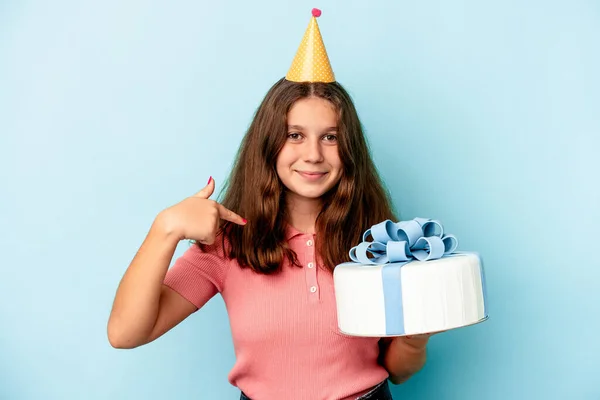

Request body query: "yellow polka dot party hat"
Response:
[285, 8, 335, 83]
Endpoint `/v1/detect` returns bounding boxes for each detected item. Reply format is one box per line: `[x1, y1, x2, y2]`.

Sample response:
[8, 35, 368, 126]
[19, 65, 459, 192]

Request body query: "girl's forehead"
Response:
[287, 124, 338, 132]
[287, 98, 337, 123]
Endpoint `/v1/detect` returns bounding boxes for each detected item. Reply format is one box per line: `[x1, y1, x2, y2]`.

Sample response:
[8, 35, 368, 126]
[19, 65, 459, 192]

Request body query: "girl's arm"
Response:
[380, 335, 430, 384]
[106, 178, 246, 349]
[107, 216, 197, 349]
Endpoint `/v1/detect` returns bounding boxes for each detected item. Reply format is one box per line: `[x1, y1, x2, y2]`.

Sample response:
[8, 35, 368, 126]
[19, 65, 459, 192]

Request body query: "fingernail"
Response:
[207, 176, 212, 185]
[242, 218, 247, 224]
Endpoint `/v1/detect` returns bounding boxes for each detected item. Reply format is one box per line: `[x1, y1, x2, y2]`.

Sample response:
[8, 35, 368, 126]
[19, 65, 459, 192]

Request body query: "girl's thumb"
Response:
[193, 176, 215, 199]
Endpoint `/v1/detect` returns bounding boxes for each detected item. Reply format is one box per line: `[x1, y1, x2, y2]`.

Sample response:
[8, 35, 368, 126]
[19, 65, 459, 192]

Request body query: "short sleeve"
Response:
[163, 240, 230, 310]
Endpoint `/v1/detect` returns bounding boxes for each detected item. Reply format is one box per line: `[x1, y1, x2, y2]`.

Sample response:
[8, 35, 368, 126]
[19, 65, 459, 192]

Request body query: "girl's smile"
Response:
[296, 170, 328, 181]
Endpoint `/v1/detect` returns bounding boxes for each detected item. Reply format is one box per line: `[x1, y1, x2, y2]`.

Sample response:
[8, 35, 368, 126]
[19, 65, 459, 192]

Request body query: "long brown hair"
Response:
[204, 77, 398, 274]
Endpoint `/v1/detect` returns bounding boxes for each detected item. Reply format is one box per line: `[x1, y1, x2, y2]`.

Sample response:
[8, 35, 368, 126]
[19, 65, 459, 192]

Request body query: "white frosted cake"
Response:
[333, 218, 488, 337]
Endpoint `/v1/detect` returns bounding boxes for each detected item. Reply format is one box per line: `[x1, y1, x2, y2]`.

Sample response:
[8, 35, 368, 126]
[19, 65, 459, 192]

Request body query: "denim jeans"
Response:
[239, 379, 393, 400]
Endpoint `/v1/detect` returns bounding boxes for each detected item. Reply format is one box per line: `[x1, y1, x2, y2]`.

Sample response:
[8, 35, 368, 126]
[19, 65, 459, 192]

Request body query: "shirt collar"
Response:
[285, 223, 314, 240]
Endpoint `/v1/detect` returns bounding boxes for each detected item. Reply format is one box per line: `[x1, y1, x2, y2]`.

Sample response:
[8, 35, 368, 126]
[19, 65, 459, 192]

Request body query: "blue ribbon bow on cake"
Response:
[349, 217, 459, 265]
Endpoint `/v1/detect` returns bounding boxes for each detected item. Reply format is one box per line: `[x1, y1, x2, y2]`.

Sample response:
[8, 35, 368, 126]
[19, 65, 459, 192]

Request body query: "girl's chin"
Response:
[286, 187, 329, 200]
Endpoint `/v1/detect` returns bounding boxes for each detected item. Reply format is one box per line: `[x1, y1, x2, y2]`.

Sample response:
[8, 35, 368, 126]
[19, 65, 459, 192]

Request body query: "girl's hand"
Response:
[400, 331, 441, 349]
[157, 177, 247, 243]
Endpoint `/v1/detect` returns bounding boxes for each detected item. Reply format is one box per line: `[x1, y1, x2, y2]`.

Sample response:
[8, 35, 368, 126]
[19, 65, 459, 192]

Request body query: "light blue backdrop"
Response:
[1, 1, 598, 399]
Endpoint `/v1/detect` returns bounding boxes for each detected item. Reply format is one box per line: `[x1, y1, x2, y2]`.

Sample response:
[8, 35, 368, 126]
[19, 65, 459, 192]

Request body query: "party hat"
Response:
[285, 8, 335, 83]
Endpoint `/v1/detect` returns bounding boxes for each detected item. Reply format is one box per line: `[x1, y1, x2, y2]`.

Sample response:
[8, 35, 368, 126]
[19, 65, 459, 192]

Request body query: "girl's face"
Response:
[276, 97, 343, 202]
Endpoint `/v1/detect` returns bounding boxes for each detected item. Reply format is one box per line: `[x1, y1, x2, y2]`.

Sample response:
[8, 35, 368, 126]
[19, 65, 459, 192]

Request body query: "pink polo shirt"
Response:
[163, 224, 389, 400]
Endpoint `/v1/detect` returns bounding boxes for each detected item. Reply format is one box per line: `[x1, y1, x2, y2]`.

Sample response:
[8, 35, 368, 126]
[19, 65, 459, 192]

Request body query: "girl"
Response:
[107, 9, 431, 400]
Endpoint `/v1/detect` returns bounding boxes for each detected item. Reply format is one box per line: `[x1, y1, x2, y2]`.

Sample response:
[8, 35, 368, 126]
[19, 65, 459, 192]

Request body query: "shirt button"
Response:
[308, 262, 314, 268]
[310, 286, 317, 293]
[307, 240, 313, 246]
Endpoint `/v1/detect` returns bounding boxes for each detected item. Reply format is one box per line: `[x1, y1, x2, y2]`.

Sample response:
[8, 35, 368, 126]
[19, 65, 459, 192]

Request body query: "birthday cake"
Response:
[333, 218, 488, 337]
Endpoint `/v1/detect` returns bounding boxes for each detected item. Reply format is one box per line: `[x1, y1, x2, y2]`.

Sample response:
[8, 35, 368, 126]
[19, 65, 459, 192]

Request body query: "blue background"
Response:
[1, 1, 599, 399]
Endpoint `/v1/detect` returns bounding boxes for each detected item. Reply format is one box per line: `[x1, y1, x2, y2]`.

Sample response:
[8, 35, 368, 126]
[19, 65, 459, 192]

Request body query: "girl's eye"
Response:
[323, 134, 338, 142]
[287, 132, 302, 140]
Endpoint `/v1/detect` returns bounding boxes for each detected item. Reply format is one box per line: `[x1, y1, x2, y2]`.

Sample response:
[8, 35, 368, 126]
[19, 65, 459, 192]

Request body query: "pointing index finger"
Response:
[217, 203, 247, 225]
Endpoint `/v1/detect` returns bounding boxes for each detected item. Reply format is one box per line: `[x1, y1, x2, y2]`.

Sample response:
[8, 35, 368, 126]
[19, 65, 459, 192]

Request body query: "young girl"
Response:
[107, 9, 431, 400]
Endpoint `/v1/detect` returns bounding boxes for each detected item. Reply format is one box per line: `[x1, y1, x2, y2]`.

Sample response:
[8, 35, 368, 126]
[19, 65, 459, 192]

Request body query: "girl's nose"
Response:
[303, 138, 324, 163]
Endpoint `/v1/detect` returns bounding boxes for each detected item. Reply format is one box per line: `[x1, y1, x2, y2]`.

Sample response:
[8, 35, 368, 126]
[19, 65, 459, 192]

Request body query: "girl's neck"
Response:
[285, 193, 323, 235]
